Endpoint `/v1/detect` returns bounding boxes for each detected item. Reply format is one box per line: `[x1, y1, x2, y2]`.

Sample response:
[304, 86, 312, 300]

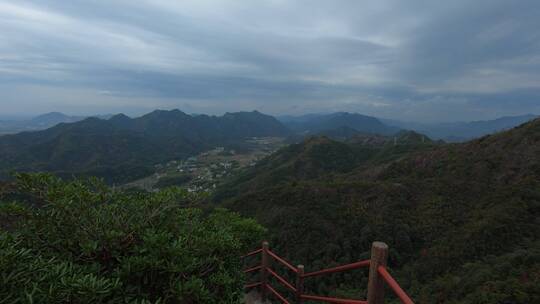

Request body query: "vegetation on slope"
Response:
[215, 131, 438, 202]
[0, 110, 290, 184]
[0, 173, 264, 303]
[216, 119, 540, 303]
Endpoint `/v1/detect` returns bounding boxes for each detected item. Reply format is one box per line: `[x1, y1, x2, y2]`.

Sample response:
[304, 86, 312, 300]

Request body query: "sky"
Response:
[1, 0, 540, 122]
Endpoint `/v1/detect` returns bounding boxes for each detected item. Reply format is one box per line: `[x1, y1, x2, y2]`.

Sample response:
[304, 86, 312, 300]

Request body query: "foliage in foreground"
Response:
[0, 173, 265, 303]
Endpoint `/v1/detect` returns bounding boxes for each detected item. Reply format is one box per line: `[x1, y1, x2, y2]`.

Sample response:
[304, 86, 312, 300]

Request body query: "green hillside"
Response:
[215, 131, 438, 202]
[0, 110, 291, 184]
[217, 119, 540, 303]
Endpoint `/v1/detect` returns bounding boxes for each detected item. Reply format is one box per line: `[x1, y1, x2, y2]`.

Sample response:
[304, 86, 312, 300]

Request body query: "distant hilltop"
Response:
[380, 113, 539, 142]
[278, 112, 538, 142]
[0, 112, 113, 135]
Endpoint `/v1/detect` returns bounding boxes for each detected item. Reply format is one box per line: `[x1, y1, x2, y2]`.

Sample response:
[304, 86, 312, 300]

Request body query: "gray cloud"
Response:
[0, 0, 539, 121]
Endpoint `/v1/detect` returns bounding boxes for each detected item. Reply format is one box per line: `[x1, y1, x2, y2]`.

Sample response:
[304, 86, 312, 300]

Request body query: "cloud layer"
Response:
[1, 0, 539, 121]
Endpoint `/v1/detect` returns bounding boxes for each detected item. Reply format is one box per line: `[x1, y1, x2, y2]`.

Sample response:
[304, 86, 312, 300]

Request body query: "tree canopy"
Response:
[0, 173, 264, 303]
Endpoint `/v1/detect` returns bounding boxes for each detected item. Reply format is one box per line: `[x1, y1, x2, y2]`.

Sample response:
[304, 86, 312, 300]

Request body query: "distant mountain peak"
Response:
[142, 109, 190, 119]
[109, 113, 130, 120]
[224, 110, 264, 116]
[32, 112, 69, 121]
[148, 109, 187, 114]
[109, 114, 132, 126]
[282, 111, 399, 136]
[79, 116, 103, 123]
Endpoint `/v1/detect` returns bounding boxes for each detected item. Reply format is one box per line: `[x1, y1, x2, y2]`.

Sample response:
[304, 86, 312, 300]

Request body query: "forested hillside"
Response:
[217, 119, 540, 303]
[216, 130, 438, 201]
[0, 110, 290, 184]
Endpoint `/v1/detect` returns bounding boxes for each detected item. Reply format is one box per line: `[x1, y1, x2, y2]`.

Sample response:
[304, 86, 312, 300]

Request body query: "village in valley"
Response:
[123, 137, 287, 193]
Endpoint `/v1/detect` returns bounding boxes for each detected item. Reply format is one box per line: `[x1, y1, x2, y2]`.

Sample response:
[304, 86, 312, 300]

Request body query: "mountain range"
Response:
[216, 118, 540, 302]
[3, 111, 535, 141]
[280, 112, 538, 142]
[0, 110, 289, 183]
[0, 109, 536, 184]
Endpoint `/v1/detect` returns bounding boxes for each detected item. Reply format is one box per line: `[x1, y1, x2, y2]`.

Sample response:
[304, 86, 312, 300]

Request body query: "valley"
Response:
[123, 136, 287, 192]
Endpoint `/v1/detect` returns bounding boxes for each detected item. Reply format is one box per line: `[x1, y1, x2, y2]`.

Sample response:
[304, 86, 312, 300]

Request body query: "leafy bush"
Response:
[0, 173, 264, 303]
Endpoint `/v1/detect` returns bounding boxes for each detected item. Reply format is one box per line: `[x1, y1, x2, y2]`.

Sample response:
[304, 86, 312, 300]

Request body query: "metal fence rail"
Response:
[242, 241, 415, 304]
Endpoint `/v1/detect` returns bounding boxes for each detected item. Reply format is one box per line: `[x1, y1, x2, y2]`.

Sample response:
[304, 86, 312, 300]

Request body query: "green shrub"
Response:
[0, 173, 265, 303]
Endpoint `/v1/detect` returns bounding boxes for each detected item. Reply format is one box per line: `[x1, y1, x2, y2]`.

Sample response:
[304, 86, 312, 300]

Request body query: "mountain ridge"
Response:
[0, 110, 291, 183]
[382, 113, 539, 142]
[281, 112, 399, 136]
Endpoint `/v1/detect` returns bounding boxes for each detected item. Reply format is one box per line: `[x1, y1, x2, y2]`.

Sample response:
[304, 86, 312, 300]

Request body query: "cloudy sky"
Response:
[1, 0, 539, 122]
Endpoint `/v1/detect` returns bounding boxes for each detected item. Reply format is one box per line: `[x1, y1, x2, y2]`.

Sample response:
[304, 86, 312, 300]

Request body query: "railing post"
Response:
[296, 264, 304, 304]
[261, 241, 269, 301]
[367, 242, 388, 304]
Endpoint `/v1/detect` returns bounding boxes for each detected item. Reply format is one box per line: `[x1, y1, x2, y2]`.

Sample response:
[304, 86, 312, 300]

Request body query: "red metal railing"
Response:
[243, 241, 415, 304]
[267, 283, 292, 304]
[242, 248, 262, 259]
[244, 265, 263, 273]
[377, 266, 414, 304]
[268, 267, 297, 292]
[301, 294, 367, 304]
[302, 260, 371, 278]
[268, 250, 299, 273]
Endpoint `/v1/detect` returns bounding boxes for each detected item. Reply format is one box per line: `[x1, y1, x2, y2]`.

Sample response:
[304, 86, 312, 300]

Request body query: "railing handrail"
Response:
[268, 249, 298, 273]
[244, 282, 262, 289]
[267, 267, 297, 292]
[241, 248, 262, 259]
[243, 265, 262, 273]
[377, 266, 414, 304]
[266, 283, 291, 304]
[301, 294, 368, 304]
[302, 259, 371, 278]
[243, 241, 415, 304]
